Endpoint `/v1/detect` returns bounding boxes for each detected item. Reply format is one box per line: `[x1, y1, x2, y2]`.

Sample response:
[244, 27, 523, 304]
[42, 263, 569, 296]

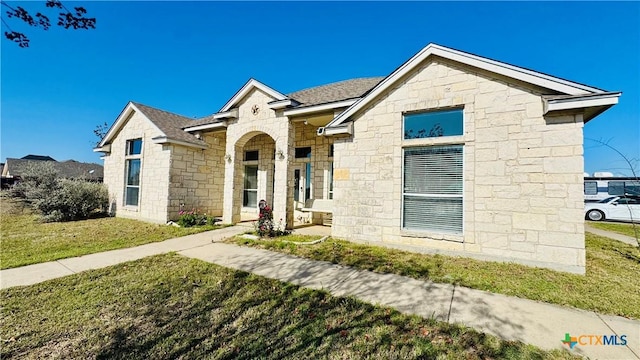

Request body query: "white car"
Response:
[585, 196, 640, 222]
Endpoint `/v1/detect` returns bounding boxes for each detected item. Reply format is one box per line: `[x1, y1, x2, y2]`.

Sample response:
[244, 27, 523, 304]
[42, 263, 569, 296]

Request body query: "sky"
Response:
[1, 1, 639, 176]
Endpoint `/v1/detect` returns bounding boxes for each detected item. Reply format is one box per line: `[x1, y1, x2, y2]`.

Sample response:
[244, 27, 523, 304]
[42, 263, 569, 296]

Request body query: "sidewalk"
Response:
[2, 226, 639, 359]
[585, 223, 639, 247]
[181, 242, 639, 360]
[0, 225, 248, 289]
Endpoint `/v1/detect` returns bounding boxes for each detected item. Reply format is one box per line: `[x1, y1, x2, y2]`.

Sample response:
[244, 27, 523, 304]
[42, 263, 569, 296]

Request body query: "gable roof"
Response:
[218, 78, 288, 113]
[327, 43, 620, 128]
[98, 102, 206, 149]
[287, 77, 384, 107]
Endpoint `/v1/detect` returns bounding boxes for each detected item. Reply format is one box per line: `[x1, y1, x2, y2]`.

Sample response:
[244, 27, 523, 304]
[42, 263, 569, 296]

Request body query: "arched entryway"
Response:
[222, 129, 293, 227]
[234, 132, 276, 220]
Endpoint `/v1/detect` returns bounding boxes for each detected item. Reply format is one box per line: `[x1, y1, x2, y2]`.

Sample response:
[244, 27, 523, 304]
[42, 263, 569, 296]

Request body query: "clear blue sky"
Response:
[2, 1, 639, 176]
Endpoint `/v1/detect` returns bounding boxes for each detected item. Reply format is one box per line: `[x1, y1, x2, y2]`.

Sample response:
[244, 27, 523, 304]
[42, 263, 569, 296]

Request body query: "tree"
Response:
[93, 121, 109, 145]
[586, 137, 640, 247]
[2, 0, 96, 48]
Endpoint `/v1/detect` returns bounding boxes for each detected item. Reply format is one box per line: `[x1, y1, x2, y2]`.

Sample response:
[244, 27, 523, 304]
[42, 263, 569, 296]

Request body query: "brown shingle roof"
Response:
[3, 158, 103, 181]
[131, 102, 207, 146]
[287, 77, 384, 107]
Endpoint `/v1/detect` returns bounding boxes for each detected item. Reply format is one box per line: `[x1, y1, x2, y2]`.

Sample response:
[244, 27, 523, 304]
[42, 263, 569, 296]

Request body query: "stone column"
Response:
[222, 141, 241, 224]
[273, 124, 295, 229]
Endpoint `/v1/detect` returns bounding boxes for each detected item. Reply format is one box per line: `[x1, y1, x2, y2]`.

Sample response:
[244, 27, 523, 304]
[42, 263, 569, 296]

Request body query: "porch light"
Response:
[225, 154, 232, 163]
[276, 149, 285, 160]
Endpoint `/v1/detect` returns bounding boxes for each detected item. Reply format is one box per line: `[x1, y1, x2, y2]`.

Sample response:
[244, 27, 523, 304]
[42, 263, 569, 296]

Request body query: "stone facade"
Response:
[101, 45, 617, 274]
[102, 110, 171, 223]
[167, 132, 226, 220]
[331, 58, 586, 273]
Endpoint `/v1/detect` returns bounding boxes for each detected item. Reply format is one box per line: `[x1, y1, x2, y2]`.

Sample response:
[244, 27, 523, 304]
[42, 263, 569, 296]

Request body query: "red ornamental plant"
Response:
[254, 201, 290, 237]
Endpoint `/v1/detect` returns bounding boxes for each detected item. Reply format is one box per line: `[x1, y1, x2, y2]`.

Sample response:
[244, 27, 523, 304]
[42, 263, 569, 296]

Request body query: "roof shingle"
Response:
[131, 102, 207, 146]
[287, 77, 384, 107]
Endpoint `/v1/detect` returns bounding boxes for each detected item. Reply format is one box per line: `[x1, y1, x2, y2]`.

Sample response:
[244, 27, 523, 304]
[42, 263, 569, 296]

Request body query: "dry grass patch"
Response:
[0, 254, 576, 359]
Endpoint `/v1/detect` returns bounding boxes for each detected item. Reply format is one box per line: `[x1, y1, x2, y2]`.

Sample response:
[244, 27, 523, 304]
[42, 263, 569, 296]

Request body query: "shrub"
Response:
[9, 161, 58, 202]
[36, 179, 109, 222]
[177, 209, 217, 227]
[8, 162, 109, 222]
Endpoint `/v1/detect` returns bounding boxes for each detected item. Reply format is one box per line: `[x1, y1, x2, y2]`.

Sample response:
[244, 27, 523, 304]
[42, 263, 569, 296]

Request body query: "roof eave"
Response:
[183, 122, 228, 132]
[151, 136, 208, 149]
[543, 92, 621, 122]
[283, 99, 357, 117]
[318, 122, 353, 136]
[268, 99, 300, 109]
[93, 144, 112, 153]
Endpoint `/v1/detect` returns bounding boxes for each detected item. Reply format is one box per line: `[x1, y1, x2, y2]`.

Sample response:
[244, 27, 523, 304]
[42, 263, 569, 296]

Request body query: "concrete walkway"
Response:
[586, 223, 639, 247]
[0, 225, 248, 288]
[2, 226, 639, 359]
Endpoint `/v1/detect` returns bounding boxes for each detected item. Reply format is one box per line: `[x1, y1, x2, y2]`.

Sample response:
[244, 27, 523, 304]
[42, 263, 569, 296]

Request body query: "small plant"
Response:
[177, 209, 217, 228]
[254, 200, 291, 238]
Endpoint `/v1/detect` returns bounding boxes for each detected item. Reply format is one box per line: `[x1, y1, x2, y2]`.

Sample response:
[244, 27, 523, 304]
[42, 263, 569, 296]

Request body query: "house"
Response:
[95, 44, 620, 274]
[2, 155, 104, 183]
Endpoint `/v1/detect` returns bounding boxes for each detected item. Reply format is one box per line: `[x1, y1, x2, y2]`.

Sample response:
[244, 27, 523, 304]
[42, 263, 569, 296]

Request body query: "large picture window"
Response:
[403, 145, 463, 234]
[124, 139, 142, 206]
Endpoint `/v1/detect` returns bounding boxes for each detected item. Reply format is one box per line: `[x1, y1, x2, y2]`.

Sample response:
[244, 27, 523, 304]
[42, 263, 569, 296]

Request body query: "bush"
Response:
[177, 209, 218, 227]
[36, 179, 109, 222]
[9, 161, 58, 202]
[8, 162, 109, 222]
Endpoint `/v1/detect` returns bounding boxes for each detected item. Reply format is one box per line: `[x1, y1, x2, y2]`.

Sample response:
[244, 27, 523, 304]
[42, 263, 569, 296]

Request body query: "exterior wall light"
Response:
[276, 149, 285, 160]
[225, 154, 232, 163]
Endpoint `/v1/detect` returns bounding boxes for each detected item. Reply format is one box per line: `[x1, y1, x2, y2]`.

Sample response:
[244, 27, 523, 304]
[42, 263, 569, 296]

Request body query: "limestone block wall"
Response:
[332, 57, 586, 273]
[102, 110, 171, 223]
[167, 132, 226, 220]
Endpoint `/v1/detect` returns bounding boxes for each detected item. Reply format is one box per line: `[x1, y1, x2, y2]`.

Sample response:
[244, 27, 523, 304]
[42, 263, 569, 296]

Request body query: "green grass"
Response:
[230, 233, 640, 319]
[0, 211, 226, 269]
[0, 254, 576, 359]
[588, 221, 640, 239]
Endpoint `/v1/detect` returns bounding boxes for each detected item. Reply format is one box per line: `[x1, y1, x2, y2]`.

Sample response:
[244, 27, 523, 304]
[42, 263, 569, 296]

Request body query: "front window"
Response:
[124, 138, 142, 206]
[403, 145, 463, 234]
[243, 165, 258, 207]
[295, 147, 312, 159]
[401, 107, 464, 235]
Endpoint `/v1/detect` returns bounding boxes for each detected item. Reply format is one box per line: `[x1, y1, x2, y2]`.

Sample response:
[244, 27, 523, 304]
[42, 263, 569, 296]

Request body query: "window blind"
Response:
[403, 145, 463, 234]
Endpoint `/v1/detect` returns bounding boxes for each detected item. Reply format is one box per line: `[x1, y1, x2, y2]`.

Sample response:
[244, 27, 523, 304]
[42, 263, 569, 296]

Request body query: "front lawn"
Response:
[0, 254, 575, 359]
[0, 212, 224, 269]
[588, 221, 640, 240]
[230, 233, 640, 319]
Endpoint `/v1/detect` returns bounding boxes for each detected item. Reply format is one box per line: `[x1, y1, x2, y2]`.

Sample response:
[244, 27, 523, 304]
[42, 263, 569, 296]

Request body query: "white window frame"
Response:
[124, 138, 142, 208]
[327, 162, 334, 200]
[401, 108, 465, 237]
[243, 164, 259, 208]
